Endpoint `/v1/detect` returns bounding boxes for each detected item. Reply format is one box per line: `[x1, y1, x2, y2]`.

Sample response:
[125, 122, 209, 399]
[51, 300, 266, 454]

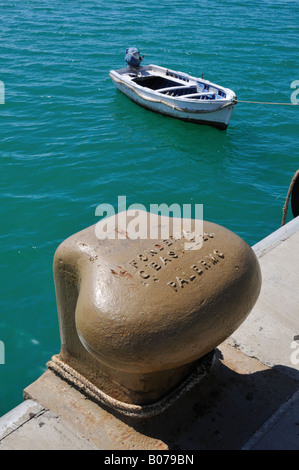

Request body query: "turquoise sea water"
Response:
[0, 0, 298, 416]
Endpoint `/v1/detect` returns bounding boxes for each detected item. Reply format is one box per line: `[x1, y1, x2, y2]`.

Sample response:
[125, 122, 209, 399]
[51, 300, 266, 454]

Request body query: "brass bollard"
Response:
[48, 211, 261, 417]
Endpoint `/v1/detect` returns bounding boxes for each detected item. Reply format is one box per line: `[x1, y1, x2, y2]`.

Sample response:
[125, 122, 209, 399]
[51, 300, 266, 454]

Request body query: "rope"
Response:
[281, 169, 299, 226]
[236, 99, 297, 106]
[47, 350, 215, 418]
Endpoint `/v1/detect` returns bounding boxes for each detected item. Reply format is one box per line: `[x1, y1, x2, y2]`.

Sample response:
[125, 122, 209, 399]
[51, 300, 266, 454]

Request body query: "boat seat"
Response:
[158, 85, 191, 94]
[184, 92, 218, 99]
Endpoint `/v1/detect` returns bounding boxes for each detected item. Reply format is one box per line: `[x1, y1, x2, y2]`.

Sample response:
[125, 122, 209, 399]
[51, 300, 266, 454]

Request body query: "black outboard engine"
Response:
[125, 47, 144, 67]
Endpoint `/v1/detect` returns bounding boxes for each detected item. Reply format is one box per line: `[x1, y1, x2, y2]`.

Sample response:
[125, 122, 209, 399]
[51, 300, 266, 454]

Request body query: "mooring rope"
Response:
[235, 99, 297, 106]
[47, 351, 215, 418]
[281, 169, 299, 226]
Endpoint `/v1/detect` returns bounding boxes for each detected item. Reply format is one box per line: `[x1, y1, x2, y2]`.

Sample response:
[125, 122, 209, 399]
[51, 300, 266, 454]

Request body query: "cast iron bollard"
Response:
[48, 211, 261, 417]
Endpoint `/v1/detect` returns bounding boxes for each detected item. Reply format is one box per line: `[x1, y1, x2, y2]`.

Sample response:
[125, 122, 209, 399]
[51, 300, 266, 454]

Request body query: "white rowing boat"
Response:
[109, 48, 237, 130]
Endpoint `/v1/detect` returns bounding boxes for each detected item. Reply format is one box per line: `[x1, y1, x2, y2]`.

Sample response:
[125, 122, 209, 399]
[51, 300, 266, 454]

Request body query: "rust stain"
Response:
[110, 267, 133, 279]
[118, 266, 133, 278]
[115, 229, 130, 239]
[154, 244, 163, 250]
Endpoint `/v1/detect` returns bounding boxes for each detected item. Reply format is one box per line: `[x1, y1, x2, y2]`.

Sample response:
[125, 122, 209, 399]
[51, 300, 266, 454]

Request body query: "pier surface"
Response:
[0, 217, 298, 450]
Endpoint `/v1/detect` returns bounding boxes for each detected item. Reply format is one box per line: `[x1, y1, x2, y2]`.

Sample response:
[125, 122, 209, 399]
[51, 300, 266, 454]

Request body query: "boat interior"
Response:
[131, 73, 226, 100]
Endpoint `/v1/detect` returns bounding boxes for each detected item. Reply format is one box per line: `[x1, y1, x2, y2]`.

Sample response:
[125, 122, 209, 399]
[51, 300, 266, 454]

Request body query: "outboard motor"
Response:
[125, 47, 144, 67]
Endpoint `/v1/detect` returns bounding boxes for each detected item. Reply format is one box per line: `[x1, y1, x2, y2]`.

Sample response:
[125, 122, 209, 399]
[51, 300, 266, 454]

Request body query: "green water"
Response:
[0, 0, 298, 416]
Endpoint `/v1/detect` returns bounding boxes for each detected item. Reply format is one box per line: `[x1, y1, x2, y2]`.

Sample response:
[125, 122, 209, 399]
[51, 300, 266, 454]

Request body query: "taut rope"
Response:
[235, 100, 297, 106]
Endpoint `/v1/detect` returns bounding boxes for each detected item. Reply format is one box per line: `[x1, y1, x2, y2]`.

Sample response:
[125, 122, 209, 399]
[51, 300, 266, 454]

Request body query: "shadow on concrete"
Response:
[118, 348, 299, 450]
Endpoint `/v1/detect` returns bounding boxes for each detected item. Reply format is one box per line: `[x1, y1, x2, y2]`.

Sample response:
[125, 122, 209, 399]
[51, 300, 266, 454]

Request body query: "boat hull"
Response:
[110, 66, 236, 130]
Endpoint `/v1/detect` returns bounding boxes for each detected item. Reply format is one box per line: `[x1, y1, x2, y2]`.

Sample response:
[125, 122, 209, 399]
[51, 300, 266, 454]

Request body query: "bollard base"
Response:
[46, 350, 216, 418]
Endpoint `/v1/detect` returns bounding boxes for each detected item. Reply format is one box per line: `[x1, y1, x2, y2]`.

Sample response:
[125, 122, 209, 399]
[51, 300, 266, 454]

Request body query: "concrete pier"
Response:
[0, 217, 298, 450]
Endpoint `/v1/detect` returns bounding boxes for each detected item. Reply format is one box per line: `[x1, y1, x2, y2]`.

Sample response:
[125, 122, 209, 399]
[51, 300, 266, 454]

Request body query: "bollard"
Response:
[48, 211, 261, 417]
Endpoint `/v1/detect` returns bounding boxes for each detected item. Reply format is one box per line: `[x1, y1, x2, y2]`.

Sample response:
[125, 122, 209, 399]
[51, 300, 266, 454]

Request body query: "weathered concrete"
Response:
[21, 342, 298, 450]
[242, 388, 299, 450]
[0, 216, 298, 450]
[1, 340, 298, 450]
[228, 215, 299, 450]
[0, 400, 97, 450]
[228, 215, 299, 380]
